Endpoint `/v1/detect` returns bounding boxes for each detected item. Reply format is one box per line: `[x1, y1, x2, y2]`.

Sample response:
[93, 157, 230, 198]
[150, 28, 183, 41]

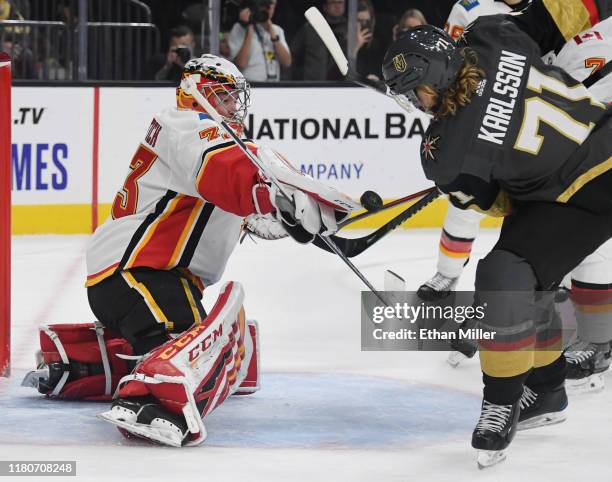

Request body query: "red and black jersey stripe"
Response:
[177, 202, 216, 268]
[118, 190, 178, 270]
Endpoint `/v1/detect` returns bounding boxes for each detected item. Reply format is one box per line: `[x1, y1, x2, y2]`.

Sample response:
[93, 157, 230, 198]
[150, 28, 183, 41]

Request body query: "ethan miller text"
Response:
[419, 328, 495, 340]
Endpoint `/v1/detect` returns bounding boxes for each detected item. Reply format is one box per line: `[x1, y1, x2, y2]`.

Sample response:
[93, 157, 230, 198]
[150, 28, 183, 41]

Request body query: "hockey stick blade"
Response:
[314, 188, 441, 257]
[339, 186, 437, 229]
[305, 7, 348, 76]
[305, 7, 393, 99]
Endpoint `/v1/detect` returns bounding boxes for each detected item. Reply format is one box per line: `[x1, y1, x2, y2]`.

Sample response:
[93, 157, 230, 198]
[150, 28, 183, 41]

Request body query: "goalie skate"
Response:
[98, 398, 190, 448]
[21, 350, 46, 389]
[21, 322, 132, 400]
[99, 281, 255, 447]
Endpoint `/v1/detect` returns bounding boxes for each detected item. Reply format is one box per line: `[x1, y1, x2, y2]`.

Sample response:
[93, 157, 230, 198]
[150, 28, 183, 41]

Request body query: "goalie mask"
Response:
[382, 25, 464, 113]
[177, 54, 250, 126]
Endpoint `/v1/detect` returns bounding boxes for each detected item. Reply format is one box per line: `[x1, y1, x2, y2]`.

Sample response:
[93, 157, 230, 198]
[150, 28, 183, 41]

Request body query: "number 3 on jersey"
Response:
[111, 144, 158, 219]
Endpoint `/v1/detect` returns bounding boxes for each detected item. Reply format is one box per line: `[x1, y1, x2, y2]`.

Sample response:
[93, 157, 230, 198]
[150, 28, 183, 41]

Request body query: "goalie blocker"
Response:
[22, 282, 259, 446]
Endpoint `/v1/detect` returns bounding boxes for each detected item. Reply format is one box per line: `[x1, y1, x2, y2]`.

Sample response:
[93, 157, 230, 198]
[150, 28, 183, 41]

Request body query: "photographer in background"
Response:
[228, 0, 291, 82]
[151, 25, 196, 81]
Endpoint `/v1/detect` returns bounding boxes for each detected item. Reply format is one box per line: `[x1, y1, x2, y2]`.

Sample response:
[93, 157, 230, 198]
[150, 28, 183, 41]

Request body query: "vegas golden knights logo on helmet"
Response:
[393, 54, 407, 73]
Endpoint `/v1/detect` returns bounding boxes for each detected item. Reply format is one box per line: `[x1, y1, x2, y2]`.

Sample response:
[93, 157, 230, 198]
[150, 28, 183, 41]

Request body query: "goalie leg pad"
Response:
[100, 281, 254, 447]
[21, 322, 133, 400]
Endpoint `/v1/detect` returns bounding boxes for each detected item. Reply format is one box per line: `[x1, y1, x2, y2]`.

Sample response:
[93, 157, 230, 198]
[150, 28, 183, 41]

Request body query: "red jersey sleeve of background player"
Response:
[195, 142, 273, 216]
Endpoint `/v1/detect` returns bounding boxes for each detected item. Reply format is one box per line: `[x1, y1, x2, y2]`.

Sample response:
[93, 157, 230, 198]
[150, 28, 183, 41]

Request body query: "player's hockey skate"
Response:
[98, 397, 190, 447]
[446, 320, 478, 367]
[446, 343, 477, 367]
[564, 340, 611, 394]
[472, 399, 520, 469]
[517, 384, 568, 430]
[417, 272, 458, 301]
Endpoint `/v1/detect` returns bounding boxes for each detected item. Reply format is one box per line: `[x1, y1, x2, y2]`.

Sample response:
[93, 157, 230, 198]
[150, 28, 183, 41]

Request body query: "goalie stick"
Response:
[314, 188, 441, 257]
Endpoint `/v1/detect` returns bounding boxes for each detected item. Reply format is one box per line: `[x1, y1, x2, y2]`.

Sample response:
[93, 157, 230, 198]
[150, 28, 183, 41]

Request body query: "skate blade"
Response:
[476, 449, 507, 469]
[21, 368, 49, 389]
[98, 411, 183, 447]
[566, 373, 605, 395]
[517, 411, 567, 431]
[447, 350, 468, 368]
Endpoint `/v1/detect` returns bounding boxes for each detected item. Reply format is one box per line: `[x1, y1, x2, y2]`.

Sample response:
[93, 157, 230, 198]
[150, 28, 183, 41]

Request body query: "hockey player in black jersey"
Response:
[382, 0, 611, 469]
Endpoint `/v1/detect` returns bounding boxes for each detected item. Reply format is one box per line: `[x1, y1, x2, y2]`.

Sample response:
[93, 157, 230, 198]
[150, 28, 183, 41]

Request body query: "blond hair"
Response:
[399, 9, 427, 27]
[421, 48, 485, 118]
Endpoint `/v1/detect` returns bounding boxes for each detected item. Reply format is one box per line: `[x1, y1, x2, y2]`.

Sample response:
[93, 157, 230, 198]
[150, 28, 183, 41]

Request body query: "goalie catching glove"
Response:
[253, 147, 361, 243]
[242, 213, 289, 241]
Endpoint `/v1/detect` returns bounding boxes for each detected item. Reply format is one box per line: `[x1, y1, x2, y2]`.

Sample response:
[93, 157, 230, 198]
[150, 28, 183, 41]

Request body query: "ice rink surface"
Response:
[1, 229, 610, 482]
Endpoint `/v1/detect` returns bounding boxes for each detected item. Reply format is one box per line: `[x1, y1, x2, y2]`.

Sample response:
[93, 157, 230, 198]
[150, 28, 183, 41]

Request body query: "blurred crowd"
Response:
[152, 0, 451, 83]
[0, 0, 456, 81]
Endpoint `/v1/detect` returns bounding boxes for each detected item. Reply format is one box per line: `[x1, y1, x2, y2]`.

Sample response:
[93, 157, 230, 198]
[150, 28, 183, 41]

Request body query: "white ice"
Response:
[1, 230, 610, 482]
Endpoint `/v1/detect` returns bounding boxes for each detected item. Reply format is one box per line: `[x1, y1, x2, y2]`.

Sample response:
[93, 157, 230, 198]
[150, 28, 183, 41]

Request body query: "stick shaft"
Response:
[318, 234, 389, 305]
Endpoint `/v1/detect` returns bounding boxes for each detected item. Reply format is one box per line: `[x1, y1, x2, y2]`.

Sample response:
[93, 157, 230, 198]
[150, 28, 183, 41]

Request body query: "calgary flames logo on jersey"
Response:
[393, 54, 407, 72]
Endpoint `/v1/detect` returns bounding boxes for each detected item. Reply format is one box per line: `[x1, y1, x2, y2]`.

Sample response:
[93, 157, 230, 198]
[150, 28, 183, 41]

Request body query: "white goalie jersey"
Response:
[86, 108, 263, 289]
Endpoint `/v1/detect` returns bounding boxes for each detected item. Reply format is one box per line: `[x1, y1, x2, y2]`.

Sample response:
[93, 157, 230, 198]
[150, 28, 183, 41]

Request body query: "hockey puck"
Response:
[360, 190, 383, 212]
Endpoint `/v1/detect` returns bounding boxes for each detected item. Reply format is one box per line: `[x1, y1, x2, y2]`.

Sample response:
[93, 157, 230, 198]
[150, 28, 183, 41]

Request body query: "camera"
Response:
[223, 0, 273, 29]
[243, 0, 273, 23]
[173, 45, 192, 64]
